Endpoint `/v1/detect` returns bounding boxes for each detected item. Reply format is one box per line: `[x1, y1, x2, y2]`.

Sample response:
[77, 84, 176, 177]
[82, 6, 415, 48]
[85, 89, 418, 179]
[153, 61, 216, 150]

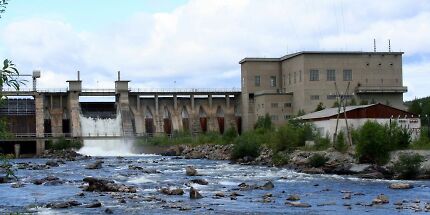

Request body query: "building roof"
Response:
[239, 51, 404, 64]
[297, 103, 415, 121]
[298, 104, 374, 120]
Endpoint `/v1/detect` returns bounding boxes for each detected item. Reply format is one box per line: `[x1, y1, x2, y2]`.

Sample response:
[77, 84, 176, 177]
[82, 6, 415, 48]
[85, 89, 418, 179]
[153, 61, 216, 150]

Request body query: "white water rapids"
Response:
[77, 113, 137, 156]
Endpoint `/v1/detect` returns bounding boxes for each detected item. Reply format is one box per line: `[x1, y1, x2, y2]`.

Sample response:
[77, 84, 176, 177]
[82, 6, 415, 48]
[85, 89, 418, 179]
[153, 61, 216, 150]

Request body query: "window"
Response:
[343, 69, 352, 81]
[282, 75, 285, 87]
[242, 77, 245, 88]
[288, 73, 291, 85]
[271, 115, 278, 121]
[310, 95, 320, 100]
[327, 95, 337, 100]
[284, 115, 291, 120]
[284, 103, 292, 108]
[271, 103, 278, 108]
[255, 76, 260, 86]
[299, 70, 302, 82]
[327, 69, 336, 81]
[310, 69, 319, 81]
[294, 72, 297, 83]
[270, 76, 276, 87]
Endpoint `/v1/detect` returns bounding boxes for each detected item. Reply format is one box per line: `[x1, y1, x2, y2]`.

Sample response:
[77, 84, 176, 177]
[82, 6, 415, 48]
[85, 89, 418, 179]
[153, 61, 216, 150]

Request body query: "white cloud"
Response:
[1, 0, 430, 99]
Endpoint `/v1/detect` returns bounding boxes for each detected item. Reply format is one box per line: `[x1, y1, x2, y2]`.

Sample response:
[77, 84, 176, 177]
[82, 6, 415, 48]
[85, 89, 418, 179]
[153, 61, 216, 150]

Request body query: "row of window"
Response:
[311, 94, 354, 100]
[271, 103, 292, 108]
[310, 69, 352, 81]
[255, 76, 277, 87]
[253, 69, 353, 88]
[259, 115, 291, 121]
[257, 103, 291, 109]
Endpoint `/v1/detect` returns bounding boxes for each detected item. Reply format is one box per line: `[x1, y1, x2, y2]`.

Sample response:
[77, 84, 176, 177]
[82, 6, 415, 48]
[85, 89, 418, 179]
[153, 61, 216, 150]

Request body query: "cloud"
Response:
[1, 0, 430, 99]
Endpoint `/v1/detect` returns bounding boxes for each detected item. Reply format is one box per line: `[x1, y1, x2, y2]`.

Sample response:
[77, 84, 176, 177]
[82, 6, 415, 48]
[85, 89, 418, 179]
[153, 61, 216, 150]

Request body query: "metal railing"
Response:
[130, 88, 241, 93]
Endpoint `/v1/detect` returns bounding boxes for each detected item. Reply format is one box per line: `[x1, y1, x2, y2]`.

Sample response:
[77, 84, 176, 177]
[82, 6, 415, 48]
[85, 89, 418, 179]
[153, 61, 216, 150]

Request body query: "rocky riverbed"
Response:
[1, 149, 430, 214]
[162, 144, 430, 180]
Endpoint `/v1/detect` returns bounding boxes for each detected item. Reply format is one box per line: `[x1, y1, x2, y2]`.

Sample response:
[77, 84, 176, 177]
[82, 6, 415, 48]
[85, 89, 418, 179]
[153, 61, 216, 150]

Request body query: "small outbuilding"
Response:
[298, 103, 421, 140]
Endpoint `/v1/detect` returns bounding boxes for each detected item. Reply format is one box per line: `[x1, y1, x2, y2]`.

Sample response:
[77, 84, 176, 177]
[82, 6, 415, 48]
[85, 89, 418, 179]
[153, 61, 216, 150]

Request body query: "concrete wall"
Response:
[312, 118, 421, 141]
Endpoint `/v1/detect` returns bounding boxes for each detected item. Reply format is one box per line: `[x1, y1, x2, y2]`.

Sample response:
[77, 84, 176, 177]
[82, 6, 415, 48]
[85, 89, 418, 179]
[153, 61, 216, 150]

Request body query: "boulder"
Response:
[348, 164, 371, 173]
[46, 160, 59, 167]
[105, 208, 114, 214]
[372, 194, 389, 204]
[214, 192, 225, 198]
[11, 182, 24, 188]
[286, 194, 300, 201]
[190, 187, 203, 199]
[83, 177, 136, 193]
[46, 200, 81, 209]
[33, 176, 61, 185]
[260, 181, 274, 190]
[286, 201, 311, 208]
[185, 166, 197, 176]
[190, 178, 208, 185]
[85, 201, 102, 208]
[160, 187, 184, 195]
[86, 160, 103, 169]
[389, 183, 413, 190]
[342, 193, 351, 199]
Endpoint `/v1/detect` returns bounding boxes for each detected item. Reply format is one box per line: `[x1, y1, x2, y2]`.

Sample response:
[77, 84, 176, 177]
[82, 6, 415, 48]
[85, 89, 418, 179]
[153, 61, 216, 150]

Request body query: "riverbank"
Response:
[160, 144, 430, 180]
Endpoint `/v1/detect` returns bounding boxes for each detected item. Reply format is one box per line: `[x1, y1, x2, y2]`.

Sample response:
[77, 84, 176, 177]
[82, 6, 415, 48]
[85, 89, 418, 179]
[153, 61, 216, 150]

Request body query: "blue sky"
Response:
[1, 0, 430, 101]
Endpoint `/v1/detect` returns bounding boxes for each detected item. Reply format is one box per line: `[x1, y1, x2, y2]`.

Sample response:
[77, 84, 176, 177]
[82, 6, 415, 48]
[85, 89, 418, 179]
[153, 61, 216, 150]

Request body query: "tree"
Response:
[0, 0, 9, 19]
[1, 59, 24, 90]
[315, 102, 325, 112]
[408, 99, 422, 115]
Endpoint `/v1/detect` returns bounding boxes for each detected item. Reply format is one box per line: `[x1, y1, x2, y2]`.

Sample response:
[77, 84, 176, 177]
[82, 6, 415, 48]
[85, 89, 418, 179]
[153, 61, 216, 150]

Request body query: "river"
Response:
[1, 152, 430, 214]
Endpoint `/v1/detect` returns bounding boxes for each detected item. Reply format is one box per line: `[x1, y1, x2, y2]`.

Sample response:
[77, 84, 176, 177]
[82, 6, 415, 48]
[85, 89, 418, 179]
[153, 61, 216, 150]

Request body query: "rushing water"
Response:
[1, 154, 430, 214]
[78, 113, 136, 156]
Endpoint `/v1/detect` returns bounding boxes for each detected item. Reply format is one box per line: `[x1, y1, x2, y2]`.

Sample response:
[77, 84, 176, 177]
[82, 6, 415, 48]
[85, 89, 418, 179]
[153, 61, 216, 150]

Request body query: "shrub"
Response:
[254, 114, 272, 131]
[355, 121, 391, 165]
[393, 153, 423, 179]
[315, 102, 325, 112]
[313, 135, 331, 151]
[272, 151, 289, 166]
[386, 122, 411, 150]
[271, 123, 300, 152]
[222, 126, 238, 144]
[231, 132, 261, 160]
[334, 131, 348, 153]
[308, 154, 328, 168]
[410, 131, 430, 150]
[46, 138, 83, 150]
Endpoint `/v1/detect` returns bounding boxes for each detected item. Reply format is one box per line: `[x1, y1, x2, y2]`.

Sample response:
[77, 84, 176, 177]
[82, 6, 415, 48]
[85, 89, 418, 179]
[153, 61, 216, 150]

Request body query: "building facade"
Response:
[240, 51, 407, 131]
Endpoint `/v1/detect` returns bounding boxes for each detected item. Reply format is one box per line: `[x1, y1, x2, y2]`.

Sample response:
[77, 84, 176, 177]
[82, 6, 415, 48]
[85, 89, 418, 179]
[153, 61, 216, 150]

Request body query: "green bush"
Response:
[313, 135, 331, 151]
[223, 126, 238, 144]
[334, 131, 348, 153]
[231, 132, 261, 160]
[355, 121, 391, 165]
[410, 131, 430, 150]
[46, 138, 83, 150]
[393, 153, 423, 179]
[254, 114, 272, 131]
[308, 154, 328, 168]
[386, 122, 411, 150]
[271, 123, 300, 152]
[272, 151, 289, 166]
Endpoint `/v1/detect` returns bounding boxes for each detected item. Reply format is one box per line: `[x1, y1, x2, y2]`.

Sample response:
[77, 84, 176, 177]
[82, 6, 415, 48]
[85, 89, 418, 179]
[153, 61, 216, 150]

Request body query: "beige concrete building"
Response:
[240, 51, 407, 131]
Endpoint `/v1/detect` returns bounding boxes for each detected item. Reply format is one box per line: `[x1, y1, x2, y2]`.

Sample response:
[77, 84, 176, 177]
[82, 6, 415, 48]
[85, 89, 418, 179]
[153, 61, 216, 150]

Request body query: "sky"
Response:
[0, 0, 429, 101]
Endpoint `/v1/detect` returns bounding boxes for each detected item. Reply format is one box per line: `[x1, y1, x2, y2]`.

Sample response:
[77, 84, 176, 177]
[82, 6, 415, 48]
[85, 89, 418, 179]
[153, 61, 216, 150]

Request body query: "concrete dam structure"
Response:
[0, 76, 241, 156]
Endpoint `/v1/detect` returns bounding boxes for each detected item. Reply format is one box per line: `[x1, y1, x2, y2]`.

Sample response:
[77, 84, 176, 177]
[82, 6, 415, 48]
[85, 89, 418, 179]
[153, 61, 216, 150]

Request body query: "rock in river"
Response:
[160, 187, 185, 195]
[186, 166, 197, 176]
[86, 160, 103, 169]
[286, 201, 312, 208]
[286, 194, 300, 201]
[83, 177, 136, 193]
[260, 181, 274, 190]
[372, 194, 389, 204]
[190, 187, 203, 199]
[190, 178, 208, 185]
[389, 183, 413, 190]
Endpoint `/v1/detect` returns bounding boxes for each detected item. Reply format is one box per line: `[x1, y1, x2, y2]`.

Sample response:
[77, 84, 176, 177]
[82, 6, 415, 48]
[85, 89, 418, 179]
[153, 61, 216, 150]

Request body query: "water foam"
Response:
[77, 113, 138, 156]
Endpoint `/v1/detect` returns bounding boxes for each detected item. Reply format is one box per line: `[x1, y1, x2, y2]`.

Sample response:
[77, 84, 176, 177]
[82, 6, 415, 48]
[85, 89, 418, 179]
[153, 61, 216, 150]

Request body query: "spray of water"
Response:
[77, 112, 138, 156]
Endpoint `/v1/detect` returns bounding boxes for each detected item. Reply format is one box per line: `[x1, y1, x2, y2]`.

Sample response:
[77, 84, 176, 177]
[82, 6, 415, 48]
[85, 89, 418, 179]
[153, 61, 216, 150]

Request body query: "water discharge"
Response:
[78, 113, 138, 156]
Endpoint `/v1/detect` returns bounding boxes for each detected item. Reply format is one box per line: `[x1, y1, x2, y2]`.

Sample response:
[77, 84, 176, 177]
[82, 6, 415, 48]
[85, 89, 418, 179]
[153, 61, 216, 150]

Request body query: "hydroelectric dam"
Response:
[0, 73, 242, 156]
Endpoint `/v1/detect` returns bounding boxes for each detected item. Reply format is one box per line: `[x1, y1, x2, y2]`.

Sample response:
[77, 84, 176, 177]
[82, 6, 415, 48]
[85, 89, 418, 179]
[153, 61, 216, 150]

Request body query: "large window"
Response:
[255, 76, 260, 86]
[270, 76, 277, 87]
[327, 69, 336, 81]
[310, 95, 320, 100]
[310, 69, 319, 81]
[294, 72, 297, 83]
[271, 103, 278, 108]
[343, 69, 352, 81]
